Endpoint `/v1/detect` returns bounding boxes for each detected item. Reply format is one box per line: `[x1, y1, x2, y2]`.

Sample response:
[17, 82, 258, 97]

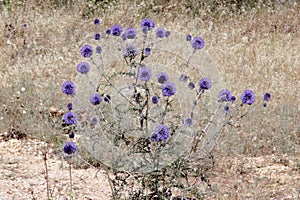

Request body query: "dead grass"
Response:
[0, 0, 299, 199]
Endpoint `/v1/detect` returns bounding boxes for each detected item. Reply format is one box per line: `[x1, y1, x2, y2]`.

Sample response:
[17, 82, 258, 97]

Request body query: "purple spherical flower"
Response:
[157, 72, 169, 84]
[240, 90, 255, 105]
[63, 142, 77, 154]
[191, 36, 205, 49]
[125, 27, 137, 39]
[143, 47, 151, 56]
[263, 92, 271, 101]
[94, 18, 100, 25]
[199, 78, 212, 90]
[138, 67, 152, 81]
[151, 124, 169, 142]
[218, 89, 232, 102]
[63, 112, 78, 125]
[184, 118, 193, 127]
[156, 27, 166, 38]
[89, 94, 102, 105]
[94, 33, 101, 40]
[263, 103, 267, 107]
[231, 96, 236, 102]
[111, 24, 122, 36]
[106, 29, 111, 35]
[162, 82, 176, 96]
[62, 81, 75, 95]
[80, 44, 93, 58]
[141, 19, 155, 32]
[152, 95, 159, 104]
[188, 82, 195, 90]
[224, 105, 230, 112]
[186, 34, 192, 41]
[77, 62, 90, 74]
[96, 46, 102, 54]
[67, 102, 73, 111]
[124, 45, 138, 57]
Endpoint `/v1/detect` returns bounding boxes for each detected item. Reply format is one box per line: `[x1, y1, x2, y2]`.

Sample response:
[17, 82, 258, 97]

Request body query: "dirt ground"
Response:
[0, 138, 299, 200]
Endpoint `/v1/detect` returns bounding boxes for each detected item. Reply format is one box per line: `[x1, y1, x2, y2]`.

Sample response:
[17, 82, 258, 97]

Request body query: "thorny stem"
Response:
[69, 163, 73, 200]
[43, 151, 50, 199]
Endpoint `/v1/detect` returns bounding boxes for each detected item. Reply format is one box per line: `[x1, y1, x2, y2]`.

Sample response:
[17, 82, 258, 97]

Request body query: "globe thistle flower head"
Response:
[199, 78, 212, 90]
[218, 89, 232, 102]
[157, 72, 169, 84]
[152, 95, 159, 104]
[80, 44, 93, 58]
[156, 27, 166, 38]
[67, 102, 73, 111]
[111, 24, 122, 36]
[188, 82, 195, 90]
[162, 82, 176, 96]
[138, 67, 152, 82]
[106, 29, 111, 35]
[263, 103, 267, 107]
[191, 36, 205, 49]
[151, 124, 169, 142]
[240, 90, 255, 105]
[68, 131, 75, 138]
[224, 105, 230, 113]
[63, 112, 78, 125]
[63, 142, 77, 154]
[96, 46, 102, 54]
[186, 34, 192, 41]
[263, 92, 271, 101]
[94, 18, 100, 25]
[231, 96, 236, 102]
[124, 45, 138, 58]
[184, 118, 193, 127]
[77, 62, 90, 74]
[143, 47, 151, 56]
[89, 94, 102, 105]
[125, 27, 137, 39]
[23, 23, 27, 28]
[62, 81, 75, 95]
[94, 33, 101, 40]
[141, 19, 155, 32]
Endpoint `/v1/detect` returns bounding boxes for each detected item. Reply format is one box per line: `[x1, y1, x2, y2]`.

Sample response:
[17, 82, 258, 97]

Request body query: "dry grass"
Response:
[0, 0, 299, 199]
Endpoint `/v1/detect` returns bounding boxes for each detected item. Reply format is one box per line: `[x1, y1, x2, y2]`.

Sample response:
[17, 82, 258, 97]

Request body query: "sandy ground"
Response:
[0, 138, 299, 200]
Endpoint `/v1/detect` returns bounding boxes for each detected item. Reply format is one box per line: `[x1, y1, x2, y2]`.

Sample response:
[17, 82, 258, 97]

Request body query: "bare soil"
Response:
[0, 138, 299, 200]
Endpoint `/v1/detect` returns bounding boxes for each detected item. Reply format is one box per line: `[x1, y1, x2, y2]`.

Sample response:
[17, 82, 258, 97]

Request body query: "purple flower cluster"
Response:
[62, 81, 75, 96]
[191, 37, 205, 49]
[138, 67, 152, 82]
[162, 82, 176, 96]
[77, 62, 90, 74]
[150, 124, 170, 142]
[157, 72, 168, 84]
[199, 78, 212, 90]
[240, 90, 255, 105]
[124, 45, 138, 58]
[89, 94, 102, 105]
[80, 44, 93, 58]
[111, 24, 122, 36]
[218, 89, 232, 102]
[124, 27, 137, 39]
[63, 112, 78, 125]
[141, 19, 155, 33]
[63, 142, 77, 154]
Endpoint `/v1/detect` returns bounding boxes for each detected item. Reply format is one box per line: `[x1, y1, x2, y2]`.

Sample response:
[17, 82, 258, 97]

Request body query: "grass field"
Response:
[0, 0, 299, 199]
